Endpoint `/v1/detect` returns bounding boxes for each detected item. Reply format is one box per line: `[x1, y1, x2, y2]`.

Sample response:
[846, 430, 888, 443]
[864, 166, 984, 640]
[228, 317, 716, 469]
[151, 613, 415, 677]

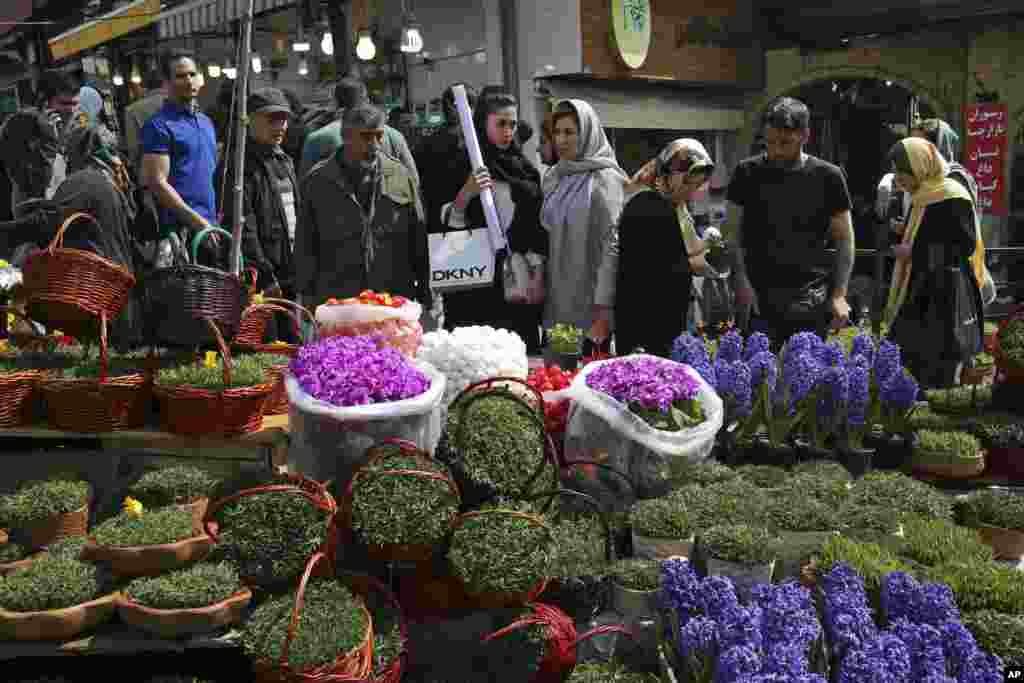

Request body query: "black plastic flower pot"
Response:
[867, 432, 916, 471]
[841, 446, 875, 479]
[794, 437, 836, 464]
[543, 347, 581, 372]
[746, 436, 796, 468]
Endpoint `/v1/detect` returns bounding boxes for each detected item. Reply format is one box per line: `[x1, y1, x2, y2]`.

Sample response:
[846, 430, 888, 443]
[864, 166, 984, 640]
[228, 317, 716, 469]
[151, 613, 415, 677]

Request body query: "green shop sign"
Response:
[611, 0, 652, 69]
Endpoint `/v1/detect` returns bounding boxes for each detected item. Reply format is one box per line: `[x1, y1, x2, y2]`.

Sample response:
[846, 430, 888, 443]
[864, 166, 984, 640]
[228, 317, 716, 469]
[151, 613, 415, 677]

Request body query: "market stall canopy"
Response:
[0, 0, 33, 37]
[538, 77, 747, 131]
[48, 0, 160, 62]
[157, 0, 291, 40]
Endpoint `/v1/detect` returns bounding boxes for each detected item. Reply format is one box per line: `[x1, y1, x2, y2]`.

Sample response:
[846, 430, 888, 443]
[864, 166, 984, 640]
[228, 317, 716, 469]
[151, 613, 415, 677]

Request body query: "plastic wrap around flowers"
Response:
[585, 356, 705, 430]
[289, 334, 430, 407]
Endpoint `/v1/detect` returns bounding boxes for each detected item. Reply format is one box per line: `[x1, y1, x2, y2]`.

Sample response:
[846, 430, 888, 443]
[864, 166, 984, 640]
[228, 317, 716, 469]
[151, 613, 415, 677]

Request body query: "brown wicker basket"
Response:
[251, 552, 374, 683]
[911, 447, 986, 480]
[340, 572, 409, 683]
[39, 313, 151, 433]
[0, 593, 117, 641]
[81, 533, 213, 577]
[19, 500, 90, 552]
[342, 439, 460, 564]
[0, 307, 46, 427]
[22, 212, 136, 342]
[179, 497, 210, 536]
[449, 508, 551, 609]
[154, 318, 273, 436]
[116, 588, 252, 639]
[235, 298, 316, 350]
[977, 524, 1024, 560]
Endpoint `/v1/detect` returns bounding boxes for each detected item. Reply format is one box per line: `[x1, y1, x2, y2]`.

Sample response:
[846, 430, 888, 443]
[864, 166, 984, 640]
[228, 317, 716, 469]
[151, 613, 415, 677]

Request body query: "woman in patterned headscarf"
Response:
[607, 139, 716, 356]
[885, 136, 984, 388]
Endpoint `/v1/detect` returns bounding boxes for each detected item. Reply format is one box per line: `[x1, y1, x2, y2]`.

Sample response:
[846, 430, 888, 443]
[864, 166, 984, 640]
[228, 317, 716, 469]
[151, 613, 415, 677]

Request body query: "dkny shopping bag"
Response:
[428, 227, 495, 293]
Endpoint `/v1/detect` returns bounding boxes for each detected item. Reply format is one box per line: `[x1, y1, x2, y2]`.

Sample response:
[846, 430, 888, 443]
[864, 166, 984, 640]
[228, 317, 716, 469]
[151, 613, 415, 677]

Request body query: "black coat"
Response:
[614, 191, 693, 357]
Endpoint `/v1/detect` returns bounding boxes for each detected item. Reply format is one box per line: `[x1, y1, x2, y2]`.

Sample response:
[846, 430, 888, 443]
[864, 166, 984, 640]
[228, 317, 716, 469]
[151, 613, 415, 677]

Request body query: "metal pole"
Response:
[229, 0, 255, 277]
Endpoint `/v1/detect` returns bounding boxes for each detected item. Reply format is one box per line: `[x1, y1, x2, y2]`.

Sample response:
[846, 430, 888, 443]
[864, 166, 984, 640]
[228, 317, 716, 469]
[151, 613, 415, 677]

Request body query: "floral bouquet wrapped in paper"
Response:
[315, 290, 423, 358]
[562, 354, 723, 502]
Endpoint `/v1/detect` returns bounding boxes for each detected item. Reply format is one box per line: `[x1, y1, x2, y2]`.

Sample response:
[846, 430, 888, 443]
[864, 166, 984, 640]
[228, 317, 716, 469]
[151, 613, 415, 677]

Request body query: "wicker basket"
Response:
[141, 227, 251, 348]
[154, 318, 274, 436]
[911, 447, 986, 480]
[449, 508, 552, 609]
[235, 298, 316, 350]
[22, 212, 136, 342]
[179, 497, 210, 536]
[39, 313, 151, 433]
[80, 533, 213, 577]
[0, 307, 46, 428]
[18, 500, 90, 552]
[339, 572, 409, 683]
[342, 438, 460, 564]
[251, 552, 374, 683]
[993, 308, 1024, 383]
[0, 593, 117, 641]
[116, 588, 252, 639]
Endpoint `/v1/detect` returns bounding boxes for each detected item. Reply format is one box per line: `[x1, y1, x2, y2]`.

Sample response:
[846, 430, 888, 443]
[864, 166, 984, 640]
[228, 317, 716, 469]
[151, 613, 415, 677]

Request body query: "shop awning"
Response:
[540, 77, 747, 131]
[158, 0, 293, 41]
[49, 0, 161, 62]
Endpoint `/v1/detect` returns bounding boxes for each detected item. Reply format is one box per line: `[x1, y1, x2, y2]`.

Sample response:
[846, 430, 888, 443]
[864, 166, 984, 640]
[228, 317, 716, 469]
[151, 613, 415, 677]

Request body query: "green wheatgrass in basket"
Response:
[0, 555, 101, 612]
[241, 580, 369, 672]
[925, 385, 993, 414]
[0, 478, 90, 528]
[350, 452, 458, 548]
[57, 348, 154, 380]
[925, 559, 1024, 614]
[837, 503, 902, 536]
[667, 457, 740, 488]
[128, 465, 221, 509]
[547, 513, 609, 580]
[124, 562, 242, 610]
[792, 460, 852, 482]
[815, 535, 910, 594]
[961, 489, 1024, 531]
[43, 535, 87, 560]
[568, 662, 660, 682]
[676, 478, 771, 531]
[630, 496, 693, 540]
[766, 496, 839, 533]
[701, 524, 778, 566]
[607, 558, 661, 591]
[210, 490, 330, 585]
[448, 390, 547, 494]
[775, 473, 850, 508]
[962, 611, 1024, 667]
[156, 353, 270, 390]
[897, 516, 993, 567]
[850, 471, 953, 521]
[92, 507, 195, 547]
[448, 508, 553, 595]
[916, 429, 982, 459]
[0, 542, 26, 563]
[735, 464, 791, 489]
[999, 319, 1024, 365]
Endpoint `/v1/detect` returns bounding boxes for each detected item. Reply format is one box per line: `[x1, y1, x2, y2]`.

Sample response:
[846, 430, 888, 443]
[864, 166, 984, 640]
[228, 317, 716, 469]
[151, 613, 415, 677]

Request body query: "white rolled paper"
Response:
[451, 84, 506, 253]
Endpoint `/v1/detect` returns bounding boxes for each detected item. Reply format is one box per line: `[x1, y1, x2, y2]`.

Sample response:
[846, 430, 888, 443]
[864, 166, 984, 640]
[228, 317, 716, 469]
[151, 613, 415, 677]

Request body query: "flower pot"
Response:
[867, 432, 915, 471]
[116, 588, 252, 638]
[704, 556, 775, 602]
[795, 438, 834, 463]
[543, 348, 581, 372]
[976, 524, 1024, 561]
[609, 580, 659, 622]
[538, 576, 610, 621]
[17, 500, 90, 552]
[631, 530, 694, 561]
[911, 447, 986, 480]
[751, 438, 796, 468]
[81, 534, 213, 577]
[840, 446, 874, 479]
[0, 593, 117, 641]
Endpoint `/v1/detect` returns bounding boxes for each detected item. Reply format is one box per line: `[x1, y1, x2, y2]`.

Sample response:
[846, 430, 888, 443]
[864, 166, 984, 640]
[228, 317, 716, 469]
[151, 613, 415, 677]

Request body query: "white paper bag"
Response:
[428, 228, 495, 292]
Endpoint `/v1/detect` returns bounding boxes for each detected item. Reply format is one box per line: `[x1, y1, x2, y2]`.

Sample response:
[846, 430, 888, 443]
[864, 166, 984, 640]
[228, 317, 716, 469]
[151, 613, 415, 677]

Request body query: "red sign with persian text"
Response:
[963, 103, 1009, 217]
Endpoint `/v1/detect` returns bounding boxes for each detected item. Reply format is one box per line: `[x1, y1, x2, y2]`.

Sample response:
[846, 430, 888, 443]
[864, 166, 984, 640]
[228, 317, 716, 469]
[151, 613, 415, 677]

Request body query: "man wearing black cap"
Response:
[216, 87, 299, 341]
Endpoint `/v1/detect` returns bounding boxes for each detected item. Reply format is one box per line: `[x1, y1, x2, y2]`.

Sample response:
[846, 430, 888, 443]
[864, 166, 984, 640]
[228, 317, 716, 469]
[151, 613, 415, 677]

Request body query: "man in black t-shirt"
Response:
[726, 97, 855, 345]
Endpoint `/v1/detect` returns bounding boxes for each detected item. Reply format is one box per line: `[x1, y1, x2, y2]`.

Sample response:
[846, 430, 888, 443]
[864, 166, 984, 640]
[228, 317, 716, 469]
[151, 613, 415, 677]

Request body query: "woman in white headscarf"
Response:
[609, 139, 716, 356]
[541, 99, 627, 352]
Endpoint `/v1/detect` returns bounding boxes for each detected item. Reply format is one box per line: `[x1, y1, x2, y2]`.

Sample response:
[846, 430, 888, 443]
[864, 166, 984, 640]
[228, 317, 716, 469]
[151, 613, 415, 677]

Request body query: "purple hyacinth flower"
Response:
[744, 332, 771, 361]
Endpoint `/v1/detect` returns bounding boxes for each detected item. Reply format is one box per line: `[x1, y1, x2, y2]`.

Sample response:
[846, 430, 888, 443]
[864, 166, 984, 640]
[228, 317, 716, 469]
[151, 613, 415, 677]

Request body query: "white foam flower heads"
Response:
[417, 326, 528, 405]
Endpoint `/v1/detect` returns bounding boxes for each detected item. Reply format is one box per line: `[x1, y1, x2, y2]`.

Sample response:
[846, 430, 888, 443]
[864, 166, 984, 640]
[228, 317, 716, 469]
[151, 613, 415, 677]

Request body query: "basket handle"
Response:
[190, 227, 241, 269]
[455, 376, 545, 413]
[203, 318, 231, 387]
[281, 551, 333, 668]
[242, 298, 318, 344]
[97, 312, 108, 384]
[203, 483, 337, 543]
[338, 571, 409, 666]
[260, 297, 319, 343]
[47, 212, 99, 254]
[521, 488, 615, 563]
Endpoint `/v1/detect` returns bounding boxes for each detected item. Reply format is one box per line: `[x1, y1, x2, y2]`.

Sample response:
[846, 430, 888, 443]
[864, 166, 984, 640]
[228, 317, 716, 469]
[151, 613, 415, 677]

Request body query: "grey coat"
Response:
[295, 152, 429, 309]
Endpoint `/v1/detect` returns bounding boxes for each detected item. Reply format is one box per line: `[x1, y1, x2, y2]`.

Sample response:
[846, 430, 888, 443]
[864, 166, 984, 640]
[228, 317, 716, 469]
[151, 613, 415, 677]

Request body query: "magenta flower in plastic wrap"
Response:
[586, 356, 705, 430]
[290, 334, 430, 407]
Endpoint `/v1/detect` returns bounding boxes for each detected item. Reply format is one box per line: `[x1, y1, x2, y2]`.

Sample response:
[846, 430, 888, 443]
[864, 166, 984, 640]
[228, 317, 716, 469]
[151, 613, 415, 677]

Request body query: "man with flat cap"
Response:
[217, 87, 299, 342]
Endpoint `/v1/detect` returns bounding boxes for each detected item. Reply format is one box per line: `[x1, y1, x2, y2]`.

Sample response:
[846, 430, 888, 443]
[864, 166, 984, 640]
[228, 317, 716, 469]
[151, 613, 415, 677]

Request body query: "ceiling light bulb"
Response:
[208, 63, 221, 78]
[400, 24, 423, 53]
[251, 55, 262, 73]
[293, 41, 310, 53]
[112, 72, 124, 86]
[885, 80, 892, 87]
[298, 58, 309, 76]
[130, 67, 142, 84]
[320, 31, 334, 56]
[356, 31, 376, 61]
[224, 66, 237, 80]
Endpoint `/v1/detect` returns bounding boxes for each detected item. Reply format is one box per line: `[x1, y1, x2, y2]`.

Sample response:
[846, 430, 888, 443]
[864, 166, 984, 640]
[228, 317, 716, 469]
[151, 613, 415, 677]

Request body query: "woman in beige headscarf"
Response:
[540, 99, 627, 353]
[608, 139, 716, 356]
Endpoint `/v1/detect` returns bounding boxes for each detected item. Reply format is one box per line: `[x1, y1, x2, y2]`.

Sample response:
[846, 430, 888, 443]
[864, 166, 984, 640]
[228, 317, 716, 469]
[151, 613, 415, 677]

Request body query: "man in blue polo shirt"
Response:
[141, 49, 218, 266]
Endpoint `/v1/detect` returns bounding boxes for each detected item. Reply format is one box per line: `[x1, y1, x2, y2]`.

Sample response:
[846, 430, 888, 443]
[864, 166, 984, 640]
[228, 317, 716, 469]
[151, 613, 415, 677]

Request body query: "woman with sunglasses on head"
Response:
[440, 91, 547, 353]
[605, 139, 716, 357]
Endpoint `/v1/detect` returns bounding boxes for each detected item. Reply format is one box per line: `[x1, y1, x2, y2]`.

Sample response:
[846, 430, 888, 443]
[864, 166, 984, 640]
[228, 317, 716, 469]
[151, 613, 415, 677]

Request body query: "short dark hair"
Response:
[160, 49, 196, 81]
[763, 96, 810, 131]
[334, 77, 368, 109]
[343, 103, 385, 130]
[143, 69, 163, 90]
[37, 70, 77, 102]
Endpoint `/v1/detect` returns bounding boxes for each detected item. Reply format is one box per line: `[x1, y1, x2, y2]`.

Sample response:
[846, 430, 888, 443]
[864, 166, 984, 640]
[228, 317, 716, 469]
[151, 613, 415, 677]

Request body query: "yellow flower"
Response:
[0, 259, 8, 268]
[6, 313, 13, 329]
[252, 292, 265, 305]
[271, 340, 290, 347]
[0, 340, 9, 353]
[204, 351, 219, 369]
[51, 329, 63, 337]
[122, 497, 144, 517]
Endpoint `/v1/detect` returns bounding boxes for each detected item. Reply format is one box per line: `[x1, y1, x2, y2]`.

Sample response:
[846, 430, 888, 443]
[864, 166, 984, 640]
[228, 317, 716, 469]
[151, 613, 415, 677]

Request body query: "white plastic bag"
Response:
[285, 360, 446, 489]
[562, 354, 723, 502]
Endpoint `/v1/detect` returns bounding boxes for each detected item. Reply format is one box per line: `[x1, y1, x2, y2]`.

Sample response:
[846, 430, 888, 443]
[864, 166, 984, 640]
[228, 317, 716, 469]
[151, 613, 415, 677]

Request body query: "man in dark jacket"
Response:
[217, 88, 299, 342]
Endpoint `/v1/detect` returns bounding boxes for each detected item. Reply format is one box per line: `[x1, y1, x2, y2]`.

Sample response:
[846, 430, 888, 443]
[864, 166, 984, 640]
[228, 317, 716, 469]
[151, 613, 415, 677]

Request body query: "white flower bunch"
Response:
[0, 267, 22, 293]
[417, 326, 529, 405]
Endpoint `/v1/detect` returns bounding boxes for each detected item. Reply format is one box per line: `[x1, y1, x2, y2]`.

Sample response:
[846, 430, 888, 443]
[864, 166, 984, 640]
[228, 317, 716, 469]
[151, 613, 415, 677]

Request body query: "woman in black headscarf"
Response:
[439, 91, 548, 352]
